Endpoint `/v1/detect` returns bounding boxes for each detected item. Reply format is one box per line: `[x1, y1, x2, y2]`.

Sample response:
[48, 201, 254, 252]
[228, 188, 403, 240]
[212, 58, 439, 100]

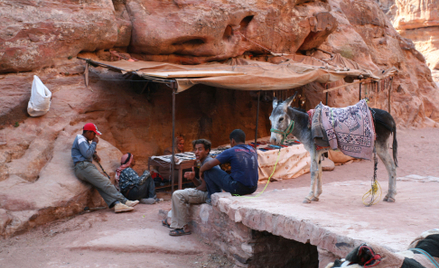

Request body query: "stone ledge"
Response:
[189, 202, 319, 267]
[187, 178, 439, 267]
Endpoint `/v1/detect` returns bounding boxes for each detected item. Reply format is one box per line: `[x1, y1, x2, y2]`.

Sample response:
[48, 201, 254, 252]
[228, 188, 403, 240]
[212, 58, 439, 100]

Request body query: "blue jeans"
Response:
[203, 167, 257, 200]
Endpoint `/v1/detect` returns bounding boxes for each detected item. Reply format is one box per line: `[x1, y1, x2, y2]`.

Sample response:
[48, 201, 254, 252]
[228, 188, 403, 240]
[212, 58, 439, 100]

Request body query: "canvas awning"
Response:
[82, 55, 397, 93]
[79, 54, 397, 192]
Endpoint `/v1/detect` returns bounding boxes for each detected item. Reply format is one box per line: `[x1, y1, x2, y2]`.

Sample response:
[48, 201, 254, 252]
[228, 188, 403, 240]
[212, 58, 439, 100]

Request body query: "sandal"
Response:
[169, 228, 191, 236]
[162, 219, 171, 228]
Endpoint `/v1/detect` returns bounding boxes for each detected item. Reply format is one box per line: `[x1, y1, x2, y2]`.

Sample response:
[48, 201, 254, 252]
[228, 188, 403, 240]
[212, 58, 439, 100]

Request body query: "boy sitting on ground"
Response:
[116, 153, 160, 204]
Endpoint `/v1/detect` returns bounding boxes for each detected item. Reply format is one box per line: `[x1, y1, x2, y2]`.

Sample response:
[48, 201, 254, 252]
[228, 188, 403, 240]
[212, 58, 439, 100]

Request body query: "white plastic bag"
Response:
[27, 75, 52, 117]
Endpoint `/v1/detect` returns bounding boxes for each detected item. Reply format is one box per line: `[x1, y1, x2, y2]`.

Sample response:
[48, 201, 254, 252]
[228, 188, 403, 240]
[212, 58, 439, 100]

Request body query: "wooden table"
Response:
[148, 157, 196, 190]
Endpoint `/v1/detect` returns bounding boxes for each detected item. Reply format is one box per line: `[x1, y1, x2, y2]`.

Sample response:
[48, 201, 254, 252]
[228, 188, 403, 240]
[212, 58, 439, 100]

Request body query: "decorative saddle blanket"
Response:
[309, 100, 375, 160]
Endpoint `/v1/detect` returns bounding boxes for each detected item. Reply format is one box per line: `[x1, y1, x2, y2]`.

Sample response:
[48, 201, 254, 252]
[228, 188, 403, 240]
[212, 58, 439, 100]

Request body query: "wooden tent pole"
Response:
[255, 91, 260, 148]
[325, 84, 329, 105]
[140, 81, 149, 94]
[171, 82, 177, 192]
[375, 81, 378, 107]
[388, 77, 393, 114]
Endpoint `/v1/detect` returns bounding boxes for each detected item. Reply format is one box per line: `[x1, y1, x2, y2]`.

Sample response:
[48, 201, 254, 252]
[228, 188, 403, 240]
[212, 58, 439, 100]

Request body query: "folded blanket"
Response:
[151, 152, 195, 164]
[309, 105, 330, 148]
[316, 100, 375, 160]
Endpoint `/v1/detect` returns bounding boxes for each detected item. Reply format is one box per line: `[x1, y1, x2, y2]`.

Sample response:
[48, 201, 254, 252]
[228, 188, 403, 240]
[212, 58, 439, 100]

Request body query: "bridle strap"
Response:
[270, 119, 295, 145]
[358, 245, 382, 267]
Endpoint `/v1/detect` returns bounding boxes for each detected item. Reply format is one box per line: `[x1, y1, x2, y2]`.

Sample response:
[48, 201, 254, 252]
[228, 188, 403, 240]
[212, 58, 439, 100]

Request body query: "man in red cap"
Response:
[71, 123, 139, 213]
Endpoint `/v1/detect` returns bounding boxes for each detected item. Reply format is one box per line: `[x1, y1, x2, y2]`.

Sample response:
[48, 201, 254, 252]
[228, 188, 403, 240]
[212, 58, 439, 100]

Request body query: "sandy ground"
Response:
[0, 127, 438, 268]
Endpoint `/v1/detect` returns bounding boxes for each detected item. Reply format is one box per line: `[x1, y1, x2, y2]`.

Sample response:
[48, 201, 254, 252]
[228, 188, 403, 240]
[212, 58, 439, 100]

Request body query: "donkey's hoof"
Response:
[311, 197, 319, 202]
[383, 196, 395, 202]
[303, 198, 312, 204]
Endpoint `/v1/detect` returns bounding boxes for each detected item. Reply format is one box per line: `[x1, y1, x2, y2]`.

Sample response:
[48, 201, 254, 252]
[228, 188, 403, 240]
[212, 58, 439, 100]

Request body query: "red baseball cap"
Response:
[83, 123, 102, 135]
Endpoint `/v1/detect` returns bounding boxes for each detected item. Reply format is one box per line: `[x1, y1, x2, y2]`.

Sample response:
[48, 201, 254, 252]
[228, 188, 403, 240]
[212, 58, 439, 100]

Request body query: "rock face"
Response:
[378, 0, 439, 80]
[126, 0, 338, 63]
[0, 0, 131, 73]
[0, 125, 121, 237]
[0, 0, 439, 236]
[326, 0, 439, 126]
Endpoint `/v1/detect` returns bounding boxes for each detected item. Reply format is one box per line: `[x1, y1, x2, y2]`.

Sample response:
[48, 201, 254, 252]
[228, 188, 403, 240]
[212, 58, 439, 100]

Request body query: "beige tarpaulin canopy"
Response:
[83, 54, 397, 93]
[80, 55, 397, 187]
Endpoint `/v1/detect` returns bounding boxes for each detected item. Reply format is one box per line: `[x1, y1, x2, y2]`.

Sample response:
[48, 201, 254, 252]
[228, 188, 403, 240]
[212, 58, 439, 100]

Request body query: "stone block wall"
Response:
[189, 203, 319, 268]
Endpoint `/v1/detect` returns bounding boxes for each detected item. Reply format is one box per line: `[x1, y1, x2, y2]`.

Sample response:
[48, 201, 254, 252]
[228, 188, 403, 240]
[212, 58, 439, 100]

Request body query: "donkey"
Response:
[269, 92, 398, 203]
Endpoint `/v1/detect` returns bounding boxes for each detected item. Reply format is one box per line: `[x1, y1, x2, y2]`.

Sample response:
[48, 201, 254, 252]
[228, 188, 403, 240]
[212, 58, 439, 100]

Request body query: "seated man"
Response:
[158, 135, 185, 184]
[200, 129, 258, 203]
[116, 153, 159, 204]
[163, 135, 185, 155]
[162, 139, 219, 236]
[72, 123, 139, 213]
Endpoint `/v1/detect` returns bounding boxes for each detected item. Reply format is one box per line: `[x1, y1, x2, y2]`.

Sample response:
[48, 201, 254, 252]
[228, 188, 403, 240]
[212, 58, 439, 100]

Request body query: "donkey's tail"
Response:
[371, 108, 398, 167]
[392, 125, 398, 167]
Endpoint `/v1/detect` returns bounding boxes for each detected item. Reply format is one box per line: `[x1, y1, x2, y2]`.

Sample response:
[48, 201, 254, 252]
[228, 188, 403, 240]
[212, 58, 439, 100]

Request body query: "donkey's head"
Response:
[269, 92, 297, 145]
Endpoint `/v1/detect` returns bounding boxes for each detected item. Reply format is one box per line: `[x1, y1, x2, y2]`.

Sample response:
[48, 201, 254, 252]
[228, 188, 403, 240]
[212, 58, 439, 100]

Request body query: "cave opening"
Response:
[246, 230, 319, 268]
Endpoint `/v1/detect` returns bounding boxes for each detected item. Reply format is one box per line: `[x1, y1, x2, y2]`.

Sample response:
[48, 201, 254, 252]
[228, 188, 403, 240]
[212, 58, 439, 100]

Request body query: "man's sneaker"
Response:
[114, 202, 134, 213]
[125, 200, 139, 207]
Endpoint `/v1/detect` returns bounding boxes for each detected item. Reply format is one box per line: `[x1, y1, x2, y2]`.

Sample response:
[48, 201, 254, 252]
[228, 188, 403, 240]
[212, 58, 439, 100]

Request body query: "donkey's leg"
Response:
[304, 149, 319, 203]
[376, 141, 397, 202]
[312, 151, 325, 201]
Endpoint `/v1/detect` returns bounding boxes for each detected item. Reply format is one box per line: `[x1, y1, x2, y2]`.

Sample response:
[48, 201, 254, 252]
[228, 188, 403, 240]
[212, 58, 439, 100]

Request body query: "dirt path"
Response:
[0, 127, 437, 268]
[0, 200, 233, 268]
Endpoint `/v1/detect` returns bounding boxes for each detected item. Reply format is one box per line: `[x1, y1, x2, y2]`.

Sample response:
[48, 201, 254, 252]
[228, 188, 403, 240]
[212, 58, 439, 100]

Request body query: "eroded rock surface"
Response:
[0, 126, 120, 237]
[378, 0, 439, 80]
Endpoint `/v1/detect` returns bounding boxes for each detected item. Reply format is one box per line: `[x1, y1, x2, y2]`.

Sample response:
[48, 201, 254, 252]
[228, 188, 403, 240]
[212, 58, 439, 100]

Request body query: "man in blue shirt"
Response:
[200, 129, 258, 202]
[72, 123, 139, 213]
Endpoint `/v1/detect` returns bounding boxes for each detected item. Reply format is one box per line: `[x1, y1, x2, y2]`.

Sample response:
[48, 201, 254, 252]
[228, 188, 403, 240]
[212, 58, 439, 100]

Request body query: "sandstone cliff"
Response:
[377, 0, 439, 82]
[0, 0, 438, 237]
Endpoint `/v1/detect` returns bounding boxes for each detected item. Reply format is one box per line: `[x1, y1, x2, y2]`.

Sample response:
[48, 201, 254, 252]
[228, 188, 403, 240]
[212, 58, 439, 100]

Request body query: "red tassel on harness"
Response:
[358, 245, 382, 267]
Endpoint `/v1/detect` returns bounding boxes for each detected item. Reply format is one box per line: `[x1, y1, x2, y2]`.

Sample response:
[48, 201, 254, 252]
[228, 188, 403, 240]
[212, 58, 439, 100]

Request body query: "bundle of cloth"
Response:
[325, 229, 439, 268]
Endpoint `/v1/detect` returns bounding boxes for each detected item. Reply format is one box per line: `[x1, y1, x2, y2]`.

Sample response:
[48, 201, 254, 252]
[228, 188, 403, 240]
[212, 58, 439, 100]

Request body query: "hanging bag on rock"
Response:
[27, 75, 52, 117]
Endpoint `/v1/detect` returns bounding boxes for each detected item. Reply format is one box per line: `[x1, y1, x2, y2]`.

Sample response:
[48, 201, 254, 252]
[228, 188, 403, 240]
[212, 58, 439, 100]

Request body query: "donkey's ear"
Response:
[283, 91, 298, 110]
[272, 97, 279, 109]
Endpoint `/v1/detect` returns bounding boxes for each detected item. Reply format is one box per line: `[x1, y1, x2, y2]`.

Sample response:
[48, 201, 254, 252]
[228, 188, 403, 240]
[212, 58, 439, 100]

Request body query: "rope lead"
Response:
[362, 148, 382, 206]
